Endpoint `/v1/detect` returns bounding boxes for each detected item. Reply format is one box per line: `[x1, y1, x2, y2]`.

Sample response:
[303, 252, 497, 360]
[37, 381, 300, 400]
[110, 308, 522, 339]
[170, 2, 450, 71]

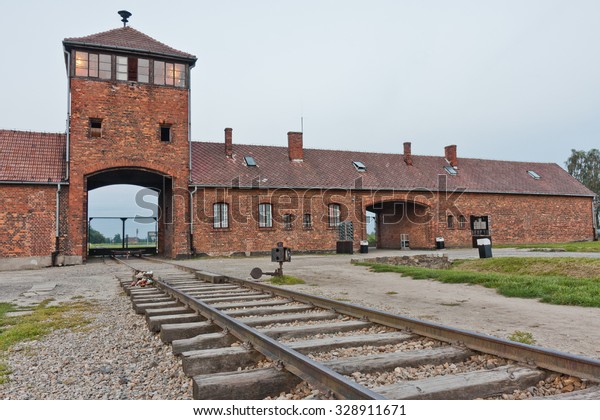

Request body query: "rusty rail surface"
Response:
[224, 276, 600, 382]
[125, 257, 600, 384]
[153, 277, 385, 400]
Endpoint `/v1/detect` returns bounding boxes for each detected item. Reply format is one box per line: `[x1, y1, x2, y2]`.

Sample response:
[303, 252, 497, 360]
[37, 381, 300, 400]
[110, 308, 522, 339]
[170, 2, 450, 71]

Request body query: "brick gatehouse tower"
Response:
[61, 19, 197, 261]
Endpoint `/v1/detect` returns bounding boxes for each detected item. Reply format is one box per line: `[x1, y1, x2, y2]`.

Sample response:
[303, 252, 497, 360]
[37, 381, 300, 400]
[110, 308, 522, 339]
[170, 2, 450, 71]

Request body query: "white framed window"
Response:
[328, 203, 341, 227]
[303, 213, 312, 229]
[116, 56, 128, 81]
[98, 54, 111, 79]
[154, 61, 186, 87]
[75, 52, 112, 79]
[213, 203, 229, 229]
[258, 203, 272, 228]
[283, 214, 293, 230]
[138, 59, 150, 83]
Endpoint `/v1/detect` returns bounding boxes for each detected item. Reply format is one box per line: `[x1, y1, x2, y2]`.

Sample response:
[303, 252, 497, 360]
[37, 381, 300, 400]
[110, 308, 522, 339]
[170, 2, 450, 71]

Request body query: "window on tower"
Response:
[89, 118, 103, 138]
[75, 51, 186, 87]
[138, 59, 149, 83]
[154, 61, 186, 87]
[116, 56, 150, 83]
[160, 124, 172, 142]
[98, 54, 111, 79]
[75, 51, 111, 80]
[116, 56, 128, 81]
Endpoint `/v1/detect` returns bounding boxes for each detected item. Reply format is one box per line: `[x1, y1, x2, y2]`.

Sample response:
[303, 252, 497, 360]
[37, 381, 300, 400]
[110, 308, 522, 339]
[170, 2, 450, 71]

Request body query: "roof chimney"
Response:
[403, 142, 413, 166]
[225, 128, 233, 158]
[444, 145, 457, 167]
[288, 132, 303, 161]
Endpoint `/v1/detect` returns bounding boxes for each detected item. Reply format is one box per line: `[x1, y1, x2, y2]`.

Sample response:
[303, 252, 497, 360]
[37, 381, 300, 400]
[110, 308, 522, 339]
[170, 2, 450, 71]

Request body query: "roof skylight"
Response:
[353, 161, 366, 172]
[527, 170, 541, 180]
[444, 166, 458, 175]
[244, 156, 257, 167]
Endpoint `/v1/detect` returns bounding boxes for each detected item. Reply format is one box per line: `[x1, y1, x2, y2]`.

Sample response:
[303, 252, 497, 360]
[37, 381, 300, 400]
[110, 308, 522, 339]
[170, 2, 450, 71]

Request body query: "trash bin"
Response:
[336, 241, 354, 254]
[477, 238, 492, 258]
[435, 237, 445, 250]
[360, 240, 369, 254]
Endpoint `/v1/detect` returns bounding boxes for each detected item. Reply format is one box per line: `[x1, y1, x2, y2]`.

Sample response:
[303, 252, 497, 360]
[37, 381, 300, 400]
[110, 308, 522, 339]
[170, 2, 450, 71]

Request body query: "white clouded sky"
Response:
[2, 1, 599, 218]
[2, 0, 598, 160]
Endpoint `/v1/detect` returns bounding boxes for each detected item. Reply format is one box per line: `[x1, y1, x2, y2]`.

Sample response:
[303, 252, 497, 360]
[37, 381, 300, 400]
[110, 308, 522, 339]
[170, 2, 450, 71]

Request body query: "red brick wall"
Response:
[191, 188, 594, 254]
[440, 192, 595, 247]
[0, 185, 57, 257]
[191, 188, 368, 255]
[0, 182, 593, 260]
[376, 201, 433, 249]
[66, 77, 191, 259]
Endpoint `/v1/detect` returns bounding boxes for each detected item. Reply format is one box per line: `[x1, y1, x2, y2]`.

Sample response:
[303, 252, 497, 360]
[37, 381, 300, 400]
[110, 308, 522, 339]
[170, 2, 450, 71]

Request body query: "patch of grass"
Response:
[268, 275, 306, 286]
[355, 257, 600, 307]
[0, 362, 10, 384]
[385, 291, 398, 295]
[496, 241, 600, 253]
[452, 257, 600, 279]
[0, 299, 94, 351]
[0, 299, 95, 382]
[0, 303, 21, 318]
[507, 330, 536, 345]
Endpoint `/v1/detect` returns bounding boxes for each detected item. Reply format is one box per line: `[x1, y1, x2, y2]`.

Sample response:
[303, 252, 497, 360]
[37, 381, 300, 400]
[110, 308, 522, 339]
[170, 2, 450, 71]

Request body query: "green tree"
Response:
[113, 233, 122, 244]
[88, 227, 107, 244]
[566, 149, 600, 233]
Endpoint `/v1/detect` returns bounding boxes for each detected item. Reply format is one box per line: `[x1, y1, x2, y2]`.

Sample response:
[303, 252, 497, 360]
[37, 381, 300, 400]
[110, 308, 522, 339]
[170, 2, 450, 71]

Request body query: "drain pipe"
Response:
[190, 186, 198, 255]
[64, 48, 71, 181]
[52, 184, 62, 266]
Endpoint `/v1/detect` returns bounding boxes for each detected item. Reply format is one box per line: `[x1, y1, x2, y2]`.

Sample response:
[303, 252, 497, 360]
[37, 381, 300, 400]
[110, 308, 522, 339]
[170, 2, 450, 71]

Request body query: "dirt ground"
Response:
[178, 248, 600, 359]
[1, 248, 599, 359]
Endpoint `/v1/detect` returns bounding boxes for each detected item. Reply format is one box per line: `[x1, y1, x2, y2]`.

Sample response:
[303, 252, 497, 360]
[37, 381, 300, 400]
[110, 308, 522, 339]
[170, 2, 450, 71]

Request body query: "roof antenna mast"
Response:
[118, 10, 132, 27]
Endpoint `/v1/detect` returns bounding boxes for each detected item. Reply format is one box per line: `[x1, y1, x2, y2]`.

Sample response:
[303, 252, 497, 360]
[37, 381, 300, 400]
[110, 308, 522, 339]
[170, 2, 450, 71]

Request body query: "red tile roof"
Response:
[63, 26, 197, 62]
[0, 130, 66, 183]
[191, 142, 595, 197]
[1, 129, 592, 197]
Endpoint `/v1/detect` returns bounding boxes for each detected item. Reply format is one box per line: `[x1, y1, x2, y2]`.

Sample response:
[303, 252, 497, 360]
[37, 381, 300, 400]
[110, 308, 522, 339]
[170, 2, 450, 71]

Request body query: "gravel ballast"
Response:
[0, 261, 192, 400]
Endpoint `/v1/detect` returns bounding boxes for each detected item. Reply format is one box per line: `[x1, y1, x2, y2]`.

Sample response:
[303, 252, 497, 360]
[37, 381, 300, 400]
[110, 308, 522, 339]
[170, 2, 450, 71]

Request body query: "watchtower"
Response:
[62, 13, 197, 259]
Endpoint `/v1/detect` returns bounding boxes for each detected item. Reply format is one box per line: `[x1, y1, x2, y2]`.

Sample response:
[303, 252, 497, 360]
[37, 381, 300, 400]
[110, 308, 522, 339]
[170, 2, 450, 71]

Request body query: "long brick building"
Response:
[0, 23, 596, 270]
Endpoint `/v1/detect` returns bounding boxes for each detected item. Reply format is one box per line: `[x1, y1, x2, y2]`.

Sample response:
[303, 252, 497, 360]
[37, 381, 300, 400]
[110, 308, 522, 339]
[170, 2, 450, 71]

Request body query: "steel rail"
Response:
[223, 276, 600, 382]
[154, 277, 386, 400]
[123, 257, 600, 382]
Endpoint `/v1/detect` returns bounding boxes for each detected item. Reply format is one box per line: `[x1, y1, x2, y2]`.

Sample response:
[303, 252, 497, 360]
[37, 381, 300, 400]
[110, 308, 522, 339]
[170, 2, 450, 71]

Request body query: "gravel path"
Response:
[0, 260, 192, 400]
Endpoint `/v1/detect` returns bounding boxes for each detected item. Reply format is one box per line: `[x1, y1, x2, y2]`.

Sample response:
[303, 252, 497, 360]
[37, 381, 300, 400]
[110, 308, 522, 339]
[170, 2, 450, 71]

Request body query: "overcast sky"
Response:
[2, 0, 599, 162]
[2, 1, 599, 228]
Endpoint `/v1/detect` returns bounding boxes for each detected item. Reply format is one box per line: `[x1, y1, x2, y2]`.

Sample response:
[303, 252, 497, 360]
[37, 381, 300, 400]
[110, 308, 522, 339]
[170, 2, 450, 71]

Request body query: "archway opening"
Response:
[85, 168, 172, 257]
[366, 200, 432, 249]
[88, 185, 158, 255]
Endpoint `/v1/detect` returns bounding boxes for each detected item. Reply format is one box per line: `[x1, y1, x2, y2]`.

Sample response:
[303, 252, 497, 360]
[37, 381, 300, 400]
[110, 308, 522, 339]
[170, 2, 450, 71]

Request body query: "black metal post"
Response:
[121, 217, 127, 249]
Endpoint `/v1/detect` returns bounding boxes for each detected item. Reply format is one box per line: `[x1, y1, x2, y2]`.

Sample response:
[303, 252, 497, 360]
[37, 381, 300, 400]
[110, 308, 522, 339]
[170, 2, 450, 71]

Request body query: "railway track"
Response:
[114, 257, 600, 400]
